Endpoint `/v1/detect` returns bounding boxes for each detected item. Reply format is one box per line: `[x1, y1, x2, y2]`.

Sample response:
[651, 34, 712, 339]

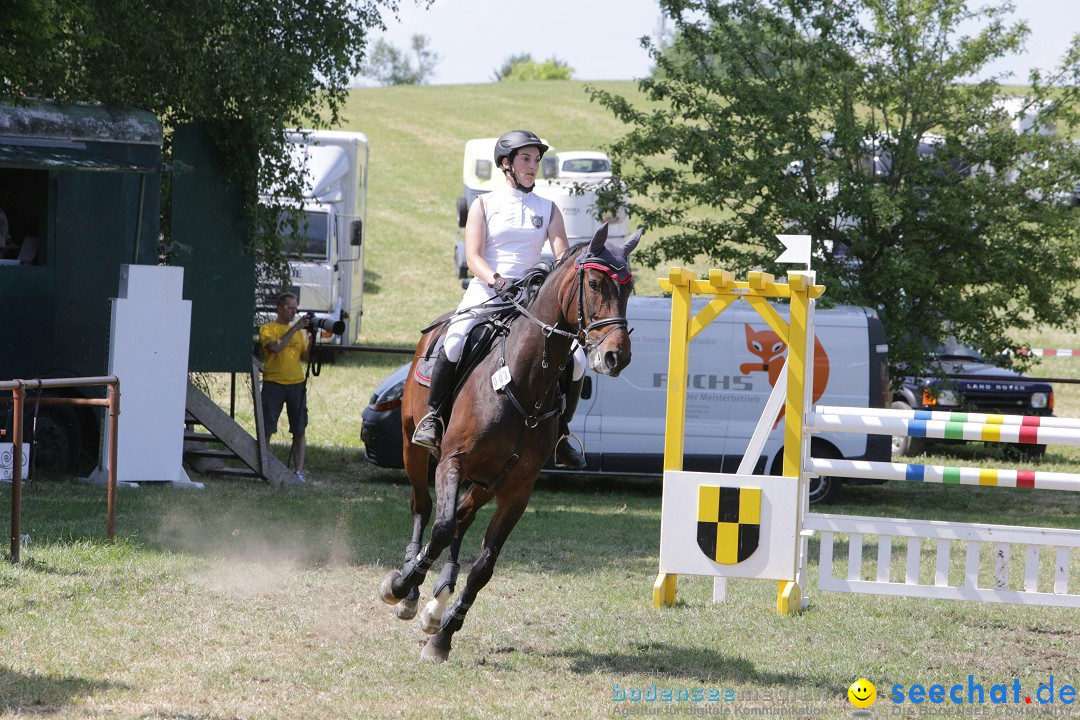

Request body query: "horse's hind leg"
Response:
[420, 484, 494, 634]
[380, 440, 434, 619]
[421, 493, 529, 662]
[380, 455, 463, 607]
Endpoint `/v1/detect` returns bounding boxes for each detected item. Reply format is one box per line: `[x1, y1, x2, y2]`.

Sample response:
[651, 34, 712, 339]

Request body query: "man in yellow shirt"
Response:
[260, 292, 312, 482]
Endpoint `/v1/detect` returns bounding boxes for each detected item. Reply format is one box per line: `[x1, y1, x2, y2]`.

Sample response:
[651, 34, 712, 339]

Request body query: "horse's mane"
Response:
[516, 242, 591, 310]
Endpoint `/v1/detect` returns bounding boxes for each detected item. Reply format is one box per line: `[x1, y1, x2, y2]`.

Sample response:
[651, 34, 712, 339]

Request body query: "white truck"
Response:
[452, 138, 628, 278]
[261, 130, 369, 345]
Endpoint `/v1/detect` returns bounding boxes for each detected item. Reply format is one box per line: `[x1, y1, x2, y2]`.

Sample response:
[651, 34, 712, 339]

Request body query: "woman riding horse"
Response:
[382, 218, 642, 662]
[412, 129, 587, 469]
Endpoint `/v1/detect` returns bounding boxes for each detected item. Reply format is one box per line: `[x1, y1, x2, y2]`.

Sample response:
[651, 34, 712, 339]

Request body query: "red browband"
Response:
[580, 261, 633, 284]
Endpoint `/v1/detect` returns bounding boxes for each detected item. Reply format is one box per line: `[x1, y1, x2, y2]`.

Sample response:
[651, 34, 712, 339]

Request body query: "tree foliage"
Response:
[494, 54, 574, 81]
[591, 0, 1080, 373]
[362, 34, 439, 85]
[0, 0, 403, 285]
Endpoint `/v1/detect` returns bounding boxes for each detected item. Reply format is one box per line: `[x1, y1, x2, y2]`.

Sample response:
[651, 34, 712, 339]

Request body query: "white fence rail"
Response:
[805, 513, 1080, 608]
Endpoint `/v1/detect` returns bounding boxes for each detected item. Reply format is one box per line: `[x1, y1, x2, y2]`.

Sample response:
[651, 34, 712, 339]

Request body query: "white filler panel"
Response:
[659, 471, 799, 581]
[86, 265, 199, 488]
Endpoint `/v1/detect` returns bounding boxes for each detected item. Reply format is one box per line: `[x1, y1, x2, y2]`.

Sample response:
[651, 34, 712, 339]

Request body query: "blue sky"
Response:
[369, 0, 1079, 86]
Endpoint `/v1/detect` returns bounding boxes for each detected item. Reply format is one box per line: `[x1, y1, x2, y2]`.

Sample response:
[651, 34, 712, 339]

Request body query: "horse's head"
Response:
[567, 223, 643, 377]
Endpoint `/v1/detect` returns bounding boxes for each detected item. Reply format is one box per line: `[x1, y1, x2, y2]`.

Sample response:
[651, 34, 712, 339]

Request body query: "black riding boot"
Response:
[412, 349, 458, 450]
[554, 374, 587, 470]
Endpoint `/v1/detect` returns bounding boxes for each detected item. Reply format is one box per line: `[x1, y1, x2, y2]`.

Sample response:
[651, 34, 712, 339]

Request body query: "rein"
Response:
[466, 242, 634, 491]
[491, 248, 630, 432]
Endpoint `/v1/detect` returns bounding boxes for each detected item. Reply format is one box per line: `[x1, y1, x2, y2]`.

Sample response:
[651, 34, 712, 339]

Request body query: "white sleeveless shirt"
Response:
[478, 185, 553, 279]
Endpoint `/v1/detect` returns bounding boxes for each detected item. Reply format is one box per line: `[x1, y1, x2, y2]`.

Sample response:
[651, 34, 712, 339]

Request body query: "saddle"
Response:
[413, 311, 512, 392]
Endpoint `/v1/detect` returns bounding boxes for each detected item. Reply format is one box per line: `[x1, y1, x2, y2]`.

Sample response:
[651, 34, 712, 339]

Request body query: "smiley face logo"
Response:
[848, 678, 876, 708]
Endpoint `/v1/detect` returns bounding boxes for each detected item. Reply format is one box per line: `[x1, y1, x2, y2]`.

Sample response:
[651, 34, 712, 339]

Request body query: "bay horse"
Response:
[379, 223, 641, 662]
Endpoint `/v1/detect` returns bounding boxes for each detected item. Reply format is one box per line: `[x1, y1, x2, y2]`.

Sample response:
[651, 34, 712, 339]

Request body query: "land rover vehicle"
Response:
[361, 297, 891, 504]
[892, 339, 1054, 458]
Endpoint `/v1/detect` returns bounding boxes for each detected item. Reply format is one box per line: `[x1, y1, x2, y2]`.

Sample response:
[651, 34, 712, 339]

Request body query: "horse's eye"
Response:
[588, 279, 600, 292]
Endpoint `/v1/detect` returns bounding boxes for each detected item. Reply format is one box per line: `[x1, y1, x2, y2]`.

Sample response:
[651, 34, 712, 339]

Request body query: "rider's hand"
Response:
[489, 273, 513, 299]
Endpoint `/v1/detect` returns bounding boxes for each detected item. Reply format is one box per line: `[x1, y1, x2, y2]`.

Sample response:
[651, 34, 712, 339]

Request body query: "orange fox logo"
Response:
[739, 324, 830, 428]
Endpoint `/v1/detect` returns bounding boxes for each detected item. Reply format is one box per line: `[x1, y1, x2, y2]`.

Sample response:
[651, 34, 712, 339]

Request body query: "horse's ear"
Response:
[588, 222, 609, 255]
[622, 227, 643, 257]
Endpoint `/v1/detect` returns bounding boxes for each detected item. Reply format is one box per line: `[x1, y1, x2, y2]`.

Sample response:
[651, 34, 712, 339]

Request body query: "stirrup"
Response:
[554, 432, 586, 469]
[412, 412, 444, 450]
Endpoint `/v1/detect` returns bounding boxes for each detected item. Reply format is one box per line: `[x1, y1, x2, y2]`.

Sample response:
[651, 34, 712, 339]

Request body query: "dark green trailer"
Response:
[0, 100, 255, 471]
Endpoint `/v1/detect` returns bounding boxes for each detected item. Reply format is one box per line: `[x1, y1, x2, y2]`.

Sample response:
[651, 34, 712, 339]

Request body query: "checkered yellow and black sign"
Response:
[696, 485, 761, 564]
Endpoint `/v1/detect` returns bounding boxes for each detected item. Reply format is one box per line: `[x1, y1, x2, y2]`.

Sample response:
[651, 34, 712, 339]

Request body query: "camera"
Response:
[304, 311, 345, 335]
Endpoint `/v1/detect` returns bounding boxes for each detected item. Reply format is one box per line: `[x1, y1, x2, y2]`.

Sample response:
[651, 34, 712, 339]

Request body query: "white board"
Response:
[85, 265, 199, 487]
[659, 471, 800, 581]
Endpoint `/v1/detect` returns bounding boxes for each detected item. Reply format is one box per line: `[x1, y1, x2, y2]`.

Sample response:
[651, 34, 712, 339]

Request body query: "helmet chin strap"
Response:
[504, 166, 534, 193]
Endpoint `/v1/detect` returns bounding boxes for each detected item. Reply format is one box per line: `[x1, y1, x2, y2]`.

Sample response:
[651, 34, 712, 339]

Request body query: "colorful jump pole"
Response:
[809, 457, 1080, 492]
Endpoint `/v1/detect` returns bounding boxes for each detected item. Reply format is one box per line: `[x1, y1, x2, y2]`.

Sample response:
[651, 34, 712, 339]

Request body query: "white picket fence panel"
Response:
[805, 513, 1080, 608]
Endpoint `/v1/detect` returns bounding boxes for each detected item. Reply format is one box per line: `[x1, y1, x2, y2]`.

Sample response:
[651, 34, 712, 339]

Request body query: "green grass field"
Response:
[2, 81, 1079, 719]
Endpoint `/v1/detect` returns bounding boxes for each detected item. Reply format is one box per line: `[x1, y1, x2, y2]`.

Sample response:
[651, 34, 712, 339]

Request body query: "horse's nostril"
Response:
[604, 351, 620, 371]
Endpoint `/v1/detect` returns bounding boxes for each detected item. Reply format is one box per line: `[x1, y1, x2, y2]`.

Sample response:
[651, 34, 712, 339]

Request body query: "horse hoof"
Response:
[419, 600, 442, 635]
[394, 597, 418, 620]
[379, 571, 403, 605]
[421, 638, 450, 663]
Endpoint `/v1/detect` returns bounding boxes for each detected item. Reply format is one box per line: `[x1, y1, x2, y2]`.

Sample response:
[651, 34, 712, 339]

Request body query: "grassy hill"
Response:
[332, 80, 656, 347]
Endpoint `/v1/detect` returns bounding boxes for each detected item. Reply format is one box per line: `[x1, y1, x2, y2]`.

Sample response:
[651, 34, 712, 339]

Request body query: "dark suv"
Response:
[891, 340, 1054, 458]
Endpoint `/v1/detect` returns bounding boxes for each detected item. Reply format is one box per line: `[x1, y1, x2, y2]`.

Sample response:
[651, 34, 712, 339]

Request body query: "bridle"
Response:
[496, 250, 631, 358]
[573, 258, 633, 353]
[482, 247, 631, 439]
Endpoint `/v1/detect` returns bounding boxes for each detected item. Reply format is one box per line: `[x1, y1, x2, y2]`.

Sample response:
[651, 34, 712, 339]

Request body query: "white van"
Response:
[452, 139, 629, 277]
[361, 296, 890, 503]
[570, 296, 890, 502]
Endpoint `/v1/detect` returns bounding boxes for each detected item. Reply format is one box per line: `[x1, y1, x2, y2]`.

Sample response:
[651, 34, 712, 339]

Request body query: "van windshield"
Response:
[563, 158, 610, 174]
[935, 339, 985, 362]
[280, 210, 329, 260]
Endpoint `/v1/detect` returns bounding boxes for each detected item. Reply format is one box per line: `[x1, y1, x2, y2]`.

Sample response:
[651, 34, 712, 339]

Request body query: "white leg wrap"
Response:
[419, 586, 453, 635]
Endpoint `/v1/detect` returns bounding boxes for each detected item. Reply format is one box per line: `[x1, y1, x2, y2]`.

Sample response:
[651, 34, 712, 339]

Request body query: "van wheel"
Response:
[807, 441, 844, 505]
[890, 400, 925, 457]
[770, 442, 843, 505]
[456, 196, 468, 228]
[454, 242, 468, 279]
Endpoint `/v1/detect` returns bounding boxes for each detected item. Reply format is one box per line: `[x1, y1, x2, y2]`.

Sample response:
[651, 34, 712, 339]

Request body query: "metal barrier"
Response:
[1, 377, 120, 563]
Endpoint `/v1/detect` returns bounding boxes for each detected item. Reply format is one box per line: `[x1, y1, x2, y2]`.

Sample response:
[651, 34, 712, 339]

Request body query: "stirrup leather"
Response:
[412, 411, 445, 450]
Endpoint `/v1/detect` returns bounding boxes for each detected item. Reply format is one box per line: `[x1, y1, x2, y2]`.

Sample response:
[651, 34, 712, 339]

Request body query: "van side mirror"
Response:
[581, 376, 593, 400]
[351, 219, 362, 247]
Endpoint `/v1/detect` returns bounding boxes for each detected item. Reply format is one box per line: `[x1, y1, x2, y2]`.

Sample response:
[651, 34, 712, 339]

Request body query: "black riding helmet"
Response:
[494, 129, 549, 170]
[495, 130, 548, 192]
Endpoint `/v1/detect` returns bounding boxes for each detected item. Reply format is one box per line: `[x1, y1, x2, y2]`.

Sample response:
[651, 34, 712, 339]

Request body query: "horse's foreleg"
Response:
[421, 495, 529, 662]
[381, 456, 462, 604]
[419, 536, 460, 635]
[420, 485, 494, 634]
[381, 440, 434, 618]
